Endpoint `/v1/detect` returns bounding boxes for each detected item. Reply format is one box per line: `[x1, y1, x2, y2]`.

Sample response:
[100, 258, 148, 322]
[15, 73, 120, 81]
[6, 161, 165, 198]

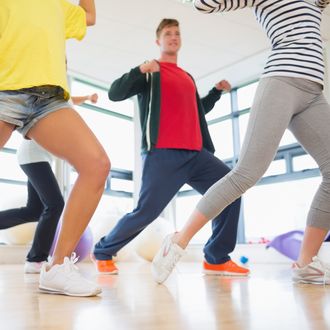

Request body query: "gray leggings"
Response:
[198, 76, 330, 230]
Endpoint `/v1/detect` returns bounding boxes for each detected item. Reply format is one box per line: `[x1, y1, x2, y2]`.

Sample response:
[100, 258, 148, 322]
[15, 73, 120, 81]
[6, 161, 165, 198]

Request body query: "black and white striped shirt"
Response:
[194, 0, 330, 86]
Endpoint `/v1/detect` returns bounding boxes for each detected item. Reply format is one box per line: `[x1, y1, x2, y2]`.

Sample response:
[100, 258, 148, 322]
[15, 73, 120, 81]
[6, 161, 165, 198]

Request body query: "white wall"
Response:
[196, 48, 269, 93]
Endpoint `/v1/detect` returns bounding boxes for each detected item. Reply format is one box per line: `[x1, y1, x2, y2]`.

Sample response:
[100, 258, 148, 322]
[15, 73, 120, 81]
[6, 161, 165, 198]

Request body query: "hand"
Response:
[215, 80, 231, 92]
[139, 60, 160, 74]
[89, 93, 98, 103]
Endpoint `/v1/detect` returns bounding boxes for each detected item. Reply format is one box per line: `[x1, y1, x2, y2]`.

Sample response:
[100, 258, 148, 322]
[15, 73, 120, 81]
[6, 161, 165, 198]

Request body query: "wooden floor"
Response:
[0, 262, 329, 330]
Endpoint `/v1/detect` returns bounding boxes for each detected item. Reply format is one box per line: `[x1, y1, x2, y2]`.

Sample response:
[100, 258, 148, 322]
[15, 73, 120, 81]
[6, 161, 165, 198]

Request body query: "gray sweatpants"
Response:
[198, 76, 330, 230]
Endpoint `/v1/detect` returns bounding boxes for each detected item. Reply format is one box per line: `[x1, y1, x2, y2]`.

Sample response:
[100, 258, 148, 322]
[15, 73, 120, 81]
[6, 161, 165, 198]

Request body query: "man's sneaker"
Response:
[90, 254, 118, 274]
[39, 253, 102, 297]
[151, 234, 185, 284]
[292, 256, 330, 285]
[203, 260, 250, 276]
[24, 261, 47, 274]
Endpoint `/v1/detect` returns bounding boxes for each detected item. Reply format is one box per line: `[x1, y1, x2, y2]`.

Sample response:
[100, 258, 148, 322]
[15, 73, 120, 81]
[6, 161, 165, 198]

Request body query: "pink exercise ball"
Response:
[50, 224, 93, 262]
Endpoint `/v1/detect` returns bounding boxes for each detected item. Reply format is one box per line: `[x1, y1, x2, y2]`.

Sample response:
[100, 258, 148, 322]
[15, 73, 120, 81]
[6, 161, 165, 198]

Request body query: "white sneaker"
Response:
[24, 261, 46, 274]
[39, 253, 102, 297]
[151, 234, 185, 284]
[292, 256, 330, 285]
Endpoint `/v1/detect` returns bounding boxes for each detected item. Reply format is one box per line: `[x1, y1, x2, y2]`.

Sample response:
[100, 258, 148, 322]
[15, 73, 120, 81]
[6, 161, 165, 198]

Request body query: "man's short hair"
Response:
[156, 19, 179, 38]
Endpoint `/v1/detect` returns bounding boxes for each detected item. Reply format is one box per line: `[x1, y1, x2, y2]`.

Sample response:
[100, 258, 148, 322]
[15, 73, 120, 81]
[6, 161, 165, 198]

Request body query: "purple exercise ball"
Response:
[49, 224, 93, 262]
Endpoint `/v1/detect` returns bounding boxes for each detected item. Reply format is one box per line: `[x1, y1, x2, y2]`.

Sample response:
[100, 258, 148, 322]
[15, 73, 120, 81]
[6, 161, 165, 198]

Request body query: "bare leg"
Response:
[27, 108, 110, 266]
[0, 121, 15, 148]
[173, 209, 208, 249]
[297, 226, 328, 267]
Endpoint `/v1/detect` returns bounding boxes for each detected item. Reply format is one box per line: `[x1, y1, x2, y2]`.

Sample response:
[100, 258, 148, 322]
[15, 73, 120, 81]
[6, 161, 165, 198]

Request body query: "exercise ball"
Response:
[91, 209, 135, 261]
[50, 224, 93, 262]
[0, 190, 36, 245]
[3, 222, 37, 245]
[134, 217, 174, 262]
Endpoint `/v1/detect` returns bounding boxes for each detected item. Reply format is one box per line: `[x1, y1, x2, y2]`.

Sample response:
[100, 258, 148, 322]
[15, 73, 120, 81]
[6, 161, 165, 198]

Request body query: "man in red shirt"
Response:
[93, 19, 249, 277]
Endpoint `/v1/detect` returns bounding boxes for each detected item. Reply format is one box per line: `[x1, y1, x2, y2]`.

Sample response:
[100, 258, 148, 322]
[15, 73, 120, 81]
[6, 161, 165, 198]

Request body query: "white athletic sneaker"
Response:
[39, 253, 102, 297]
[151, 234, 185, 284]
[24, 261, 46, 274]
[292, 256, 330, 285]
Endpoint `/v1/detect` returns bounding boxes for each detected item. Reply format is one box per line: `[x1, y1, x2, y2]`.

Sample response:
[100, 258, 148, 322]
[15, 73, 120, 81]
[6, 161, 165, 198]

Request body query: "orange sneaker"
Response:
[91, 254, 118, 275]
[203, 260, 250, 277]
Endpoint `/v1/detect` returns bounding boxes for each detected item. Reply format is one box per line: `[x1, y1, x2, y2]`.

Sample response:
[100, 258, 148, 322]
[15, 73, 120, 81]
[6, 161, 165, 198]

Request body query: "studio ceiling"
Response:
[67, 0, 330, 93]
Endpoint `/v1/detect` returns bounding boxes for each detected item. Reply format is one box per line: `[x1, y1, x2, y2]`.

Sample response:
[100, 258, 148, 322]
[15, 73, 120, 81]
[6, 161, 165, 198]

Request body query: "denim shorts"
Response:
[0, 86, 73, 137]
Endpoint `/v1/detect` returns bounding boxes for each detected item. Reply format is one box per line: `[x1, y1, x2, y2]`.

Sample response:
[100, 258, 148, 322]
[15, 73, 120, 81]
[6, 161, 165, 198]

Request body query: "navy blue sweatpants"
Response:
[94, 149, 241, 264]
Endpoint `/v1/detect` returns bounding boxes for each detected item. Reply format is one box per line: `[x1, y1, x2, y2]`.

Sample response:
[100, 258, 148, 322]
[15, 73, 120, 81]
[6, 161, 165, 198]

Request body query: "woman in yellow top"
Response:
[0, 0, 110, 297]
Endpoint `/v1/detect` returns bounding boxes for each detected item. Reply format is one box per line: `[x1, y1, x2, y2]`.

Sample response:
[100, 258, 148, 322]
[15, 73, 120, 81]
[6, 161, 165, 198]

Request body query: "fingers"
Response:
[139, 60, 160, 73]
[90, 93, 98, 103]
[216, 79, 231, 91]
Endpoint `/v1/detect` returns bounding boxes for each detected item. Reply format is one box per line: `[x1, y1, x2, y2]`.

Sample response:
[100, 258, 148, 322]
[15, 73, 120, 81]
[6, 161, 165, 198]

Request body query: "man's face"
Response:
[156, 25, 181, 55]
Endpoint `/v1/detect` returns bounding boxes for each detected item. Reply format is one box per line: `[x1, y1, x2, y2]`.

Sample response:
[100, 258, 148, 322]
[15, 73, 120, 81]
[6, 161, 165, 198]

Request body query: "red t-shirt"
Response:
[155, 62, 202, 151]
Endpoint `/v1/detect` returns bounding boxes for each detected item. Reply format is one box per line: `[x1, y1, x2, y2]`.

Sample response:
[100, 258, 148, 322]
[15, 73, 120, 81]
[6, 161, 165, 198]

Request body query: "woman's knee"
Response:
[230, 168, 260, 193]
[27, 205, 44, 219]
[45, 197, 64, 217]
[77, 150, 111, 182]
[95, 152, 111, 179]
[54, 196, 65, 215]
[320, 167, 330, 188]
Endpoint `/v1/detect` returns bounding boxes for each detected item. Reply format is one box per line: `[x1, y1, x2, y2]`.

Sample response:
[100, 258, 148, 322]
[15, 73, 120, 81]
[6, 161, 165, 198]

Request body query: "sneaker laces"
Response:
[63, 252, 82, 280]
[70, 252, 80, 264]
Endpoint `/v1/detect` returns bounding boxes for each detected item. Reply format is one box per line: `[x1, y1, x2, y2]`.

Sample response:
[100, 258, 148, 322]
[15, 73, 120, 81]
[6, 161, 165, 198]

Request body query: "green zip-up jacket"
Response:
[108, 65, 223, 153]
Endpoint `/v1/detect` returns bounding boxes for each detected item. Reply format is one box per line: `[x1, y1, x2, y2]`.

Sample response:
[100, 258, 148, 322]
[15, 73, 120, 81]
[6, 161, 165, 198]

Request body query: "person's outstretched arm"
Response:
[201, 80, 231, 114]
[79, 0, 96, 26]
[193, 0, 256, 13]
[71, 93, 98, 106]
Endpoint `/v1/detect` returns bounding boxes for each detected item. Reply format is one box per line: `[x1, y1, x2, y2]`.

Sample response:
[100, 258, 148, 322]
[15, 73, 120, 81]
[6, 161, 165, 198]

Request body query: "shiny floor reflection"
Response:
[0, 262, 329, 329]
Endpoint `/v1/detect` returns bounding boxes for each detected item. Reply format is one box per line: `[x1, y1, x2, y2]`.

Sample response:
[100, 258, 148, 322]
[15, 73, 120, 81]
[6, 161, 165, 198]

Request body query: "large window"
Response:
[0, 133, 29, 244]
[0, 151, 26, 182]
[76, 106, 134, 171]
[237, 82, 258, 110]
[0, 76, 322, 247]
[205, 93, 231, 121]
[244, 177, 320, 241]
[208, 121, 233, 160]
[71, 80, 134, 118]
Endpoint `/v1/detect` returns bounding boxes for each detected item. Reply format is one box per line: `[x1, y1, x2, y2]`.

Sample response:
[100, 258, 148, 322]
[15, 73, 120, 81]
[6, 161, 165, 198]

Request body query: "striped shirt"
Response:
[194, 0, 330, 86]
